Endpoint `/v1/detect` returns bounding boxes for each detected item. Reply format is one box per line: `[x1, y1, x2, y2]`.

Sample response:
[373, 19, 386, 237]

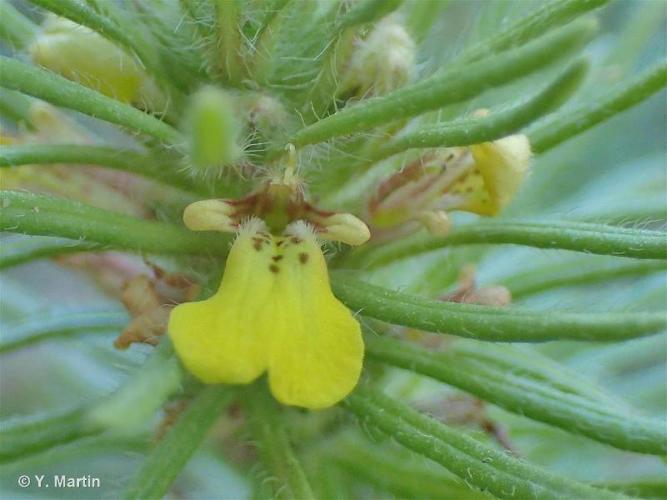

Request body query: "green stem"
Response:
[352, 220, 667, 268]
[0, 57, 183, 144]
[123, 385, 234, 500]
[291, 19, 596, 146]
[1, 191, 229, 256]
[0, 145, 204, 192]
[530, 60, 667, 152]
[332, 275, 667, 342]
[244, 384, 315, 500]
[344, 387, 622, 499]
[366, 335, 667, 455]
[0, 310, 126, 353]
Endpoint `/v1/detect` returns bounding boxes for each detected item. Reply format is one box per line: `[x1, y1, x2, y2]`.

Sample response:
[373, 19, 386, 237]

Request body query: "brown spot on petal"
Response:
[299, 252, 309, 264]
[290, 236, 302, 244]
[252, 237, 265, 251]
[272, 255, 283, 262]
[269, 264, 280, 273]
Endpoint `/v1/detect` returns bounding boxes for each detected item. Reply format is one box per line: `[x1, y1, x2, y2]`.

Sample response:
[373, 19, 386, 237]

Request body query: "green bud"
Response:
[29, 16, 167, 112]
[186, 86, 243, 173]
[30, 16, 143, 103]
[339, 15, 416, 97]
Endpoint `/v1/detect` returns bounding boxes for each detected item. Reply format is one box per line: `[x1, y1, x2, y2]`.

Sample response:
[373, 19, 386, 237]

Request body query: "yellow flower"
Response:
[369, 134, 532, 233]
[451, 135, 532, 216]
[169, 218, 365, 409]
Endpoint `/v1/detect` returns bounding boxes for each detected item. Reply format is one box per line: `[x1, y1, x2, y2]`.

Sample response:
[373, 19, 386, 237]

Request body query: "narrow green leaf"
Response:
[0, 88, 35, 127]
[128, 1, 208, 90]
[244, 384, 315, 500]
[332, 275, 667, 342]
[0, 191, 228, 256]
[291, 19, 597, 145]
[2, 434, 146, 475]
[352, 220, 667, 268]
[503, 259, 667, 299]
[0, 309, 126, 354]
[88, 341, 182, 432]
[344, 387, 623, 499]
[0, 406, 101, 463]
[333, 441, 487, 499]
[599, 479, 667, 500]
[213, 0, 244, 84]
[0, 57, 183, 144]
[449, 340, 627, 409]
[372, 58, 588, 162]
[0, 236, 100, 270]
[0, 0, 38, 49]
[337, 0, 403, 30]
[530, 60, 667, 152]
[123, 386, 234, 500]
[0, 144, 204, 192]
[459, 0, 609, 63]
[366, 335, 667, 455]
[252, 1, 339, 109]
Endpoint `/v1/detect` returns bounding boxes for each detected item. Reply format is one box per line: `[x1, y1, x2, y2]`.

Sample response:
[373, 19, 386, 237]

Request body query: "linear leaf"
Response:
[503, 259, 667, 299]
[366, 335, 667, 454]
[291, 19, 596, 145]
[458, 0, 609, 63]
[0, 57, 183, 144]
[365, 58, 588, 164]
[0, 309, 126, 353]
[0, 236, 100, 270]
[530, 60, 667, 152]
[0, 406, 100, 462]
[332, 275, 667, 342]
[0, 191, 228, 256]
[123, 385, 234, 500]
[344, 387, 623, 499]
[0, 144, 205, 192]
[244, 384, 315, 500]
[351, 220, 667, 268]
[0, 0, 38, 49]
[333, 441, 487, 500]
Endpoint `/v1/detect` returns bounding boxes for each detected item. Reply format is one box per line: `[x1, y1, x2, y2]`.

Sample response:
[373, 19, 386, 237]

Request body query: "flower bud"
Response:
[468, 135, 532, 215]
[185, 86, 243, 174]
[30, 16, 144, 103]
[340, 15, 415, 97]
[315, 212, 371, 246]
[183, 199, 239, 233]
[369, 135, 532, 230]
